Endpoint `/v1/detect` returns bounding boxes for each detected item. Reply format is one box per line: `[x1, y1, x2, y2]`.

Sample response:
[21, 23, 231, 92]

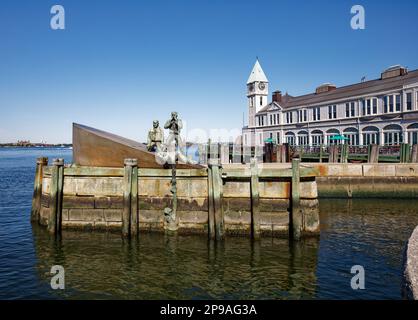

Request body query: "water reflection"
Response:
[32, 225, 319, 299]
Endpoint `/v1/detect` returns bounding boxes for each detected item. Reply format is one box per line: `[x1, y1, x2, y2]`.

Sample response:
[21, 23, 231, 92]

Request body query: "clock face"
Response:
[258, 82, 266, 90]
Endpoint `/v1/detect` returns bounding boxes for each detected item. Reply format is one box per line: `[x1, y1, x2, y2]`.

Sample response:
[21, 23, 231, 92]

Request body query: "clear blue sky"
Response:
[1, 0, 418, 143]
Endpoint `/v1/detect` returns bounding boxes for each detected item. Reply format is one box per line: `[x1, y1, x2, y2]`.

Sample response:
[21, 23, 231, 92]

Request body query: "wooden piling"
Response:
[319, 144, 323, 163]
[250, 158, 260, 240]
[207, 163, 215, 239]
[412, 145, 418, 163]
[31, 157, 48, 222]
[291, 159, 301, 240]
[341, 144, 349, 163]
[368, 144, 379, 163]
[48, 158, 64, 235]
[400, 143, 411, 163]
[130, 160, 139, 237]
[122, 158, 134, 237]
[210, 159, 224, 240]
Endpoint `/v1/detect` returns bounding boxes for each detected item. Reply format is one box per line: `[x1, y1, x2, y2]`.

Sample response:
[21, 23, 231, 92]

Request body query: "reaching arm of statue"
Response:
[164, 120, 171, 129]
[178, 119, 183, 130]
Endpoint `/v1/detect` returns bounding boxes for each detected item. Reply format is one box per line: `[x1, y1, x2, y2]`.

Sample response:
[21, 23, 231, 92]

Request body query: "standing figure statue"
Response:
[147, 120, 164, 152]
[164, 112, 183, 152]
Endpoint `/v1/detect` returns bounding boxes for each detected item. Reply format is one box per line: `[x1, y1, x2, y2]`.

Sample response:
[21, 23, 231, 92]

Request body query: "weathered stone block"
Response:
[63, 196, 95, 209]
[69, 209, 104, 221]
[69, 177, 123, 196]
[104, 209, 122, 222]
[223, 197, 251, 212]
[139, 210, 164, 223]
[363, 164, 396, 177]
[177, 211, 208, 224]
[259, 181, 290, 198]
[224, 211, 251, 225]
[395, 164, 418, 177]
[95, 196, 123, 209]
[223, 181, 250, 197]
[258, 198, 289, 211]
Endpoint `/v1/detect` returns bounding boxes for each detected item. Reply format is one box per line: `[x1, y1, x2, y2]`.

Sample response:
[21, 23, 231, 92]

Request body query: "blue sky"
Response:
[1, 0, 418, 143]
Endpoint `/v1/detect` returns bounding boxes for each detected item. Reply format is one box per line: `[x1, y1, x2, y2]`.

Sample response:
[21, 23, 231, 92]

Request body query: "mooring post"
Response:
[412, 144, 418, 163]
[207, 161, 215, 240]
[123, 158, 134, 237]
[130, 159, 139, 237]
[341, 144, 349, 163]
[319, 144, 323, 163]
[250, 158, 261, 240]
[210, 158, 224, 240]
[48, 158, 64, 235]
[31, 157, 48, 223]
[401, 143, 411, 163]
[368, 144, 379, 163]
[291, 158, 301, 240]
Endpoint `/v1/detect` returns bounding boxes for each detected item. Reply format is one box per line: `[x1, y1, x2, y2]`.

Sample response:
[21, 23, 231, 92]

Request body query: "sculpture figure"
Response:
[147, 120, 164, 152]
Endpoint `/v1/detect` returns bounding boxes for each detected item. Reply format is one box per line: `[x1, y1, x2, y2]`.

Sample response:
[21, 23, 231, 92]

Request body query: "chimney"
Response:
[272, 91, 282, 103]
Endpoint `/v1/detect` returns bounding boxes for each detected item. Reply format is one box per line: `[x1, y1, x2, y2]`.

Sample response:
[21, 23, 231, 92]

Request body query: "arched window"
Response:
[285, 132, 296, 146]
[383, 124, 403, 146]
[408, 123, 418, 145]
[311, 130, 324, 146]
[297, 130, 309, 146]
[326, 129, 340, 145]
[343, 127, 359, 146]
[362, 126, 379, 145]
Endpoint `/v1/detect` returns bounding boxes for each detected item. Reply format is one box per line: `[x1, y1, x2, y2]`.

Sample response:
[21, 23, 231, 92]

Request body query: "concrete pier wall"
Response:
[38, 164, 320, 237]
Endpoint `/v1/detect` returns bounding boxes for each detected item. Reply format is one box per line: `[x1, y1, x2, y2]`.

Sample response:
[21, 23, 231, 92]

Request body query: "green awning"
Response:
[329, 135, 349, 141]
[264, 138, 276, 143]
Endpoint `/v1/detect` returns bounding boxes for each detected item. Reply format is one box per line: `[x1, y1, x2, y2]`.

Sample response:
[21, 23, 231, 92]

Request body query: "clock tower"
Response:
[247, 59, 268, 127]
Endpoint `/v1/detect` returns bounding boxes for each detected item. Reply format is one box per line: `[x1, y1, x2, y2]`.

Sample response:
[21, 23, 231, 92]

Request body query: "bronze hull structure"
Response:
[72, 123, 201, 169]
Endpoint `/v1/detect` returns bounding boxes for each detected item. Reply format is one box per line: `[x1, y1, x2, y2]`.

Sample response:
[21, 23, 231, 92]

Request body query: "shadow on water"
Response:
[32, 225, 319, 299]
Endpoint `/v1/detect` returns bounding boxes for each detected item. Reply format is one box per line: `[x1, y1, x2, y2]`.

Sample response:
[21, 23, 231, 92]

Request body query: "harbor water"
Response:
[0, 148, 417, 299]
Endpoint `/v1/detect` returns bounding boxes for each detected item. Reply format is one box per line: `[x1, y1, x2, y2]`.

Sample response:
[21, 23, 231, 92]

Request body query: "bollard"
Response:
[291, 159, 301, 240]
[250, 158, 260, 240]
[31, 157, 48, 222]
[48, 158, 64, 235]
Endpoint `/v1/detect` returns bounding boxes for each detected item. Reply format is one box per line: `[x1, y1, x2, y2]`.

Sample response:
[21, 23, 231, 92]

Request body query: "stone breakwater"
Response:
[403, 226, 418, 299]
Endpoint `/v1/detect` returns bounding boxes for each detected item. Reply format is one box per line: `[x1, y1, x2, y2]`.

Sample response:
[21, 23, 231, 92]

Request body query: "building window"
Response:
[328, 105, 336, 119]
[270, 114, 272, 125]
[260, 96, 263, 106]
[298, 110, 307, 123]
[276, 132, 280, 144]
[345, 102, 355, 117]
[313, 107, 320, 121]
[384, 94, 402, 113]
[286, 112, 293, 124]
[362, 98, 377, 115]
[396, 94, 401, 111]
[407, 93, 412, 111]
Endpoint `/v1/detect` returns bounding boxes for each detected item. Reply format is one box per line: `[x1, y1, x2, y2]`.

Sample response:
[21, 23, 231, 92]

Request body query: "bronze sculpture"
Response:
[147, 120, 164, 152]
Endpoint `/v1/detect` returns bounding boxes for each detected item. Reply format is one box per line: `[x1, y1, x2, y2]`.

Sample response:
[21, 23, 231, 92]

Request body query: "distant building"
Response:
[242, 60, 418, 147]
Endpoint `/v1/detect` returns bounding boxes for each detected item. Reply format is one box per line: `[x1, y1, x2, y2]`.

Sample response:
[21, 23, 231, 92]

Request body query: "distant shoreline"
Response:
[0, 144, 72, 148]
